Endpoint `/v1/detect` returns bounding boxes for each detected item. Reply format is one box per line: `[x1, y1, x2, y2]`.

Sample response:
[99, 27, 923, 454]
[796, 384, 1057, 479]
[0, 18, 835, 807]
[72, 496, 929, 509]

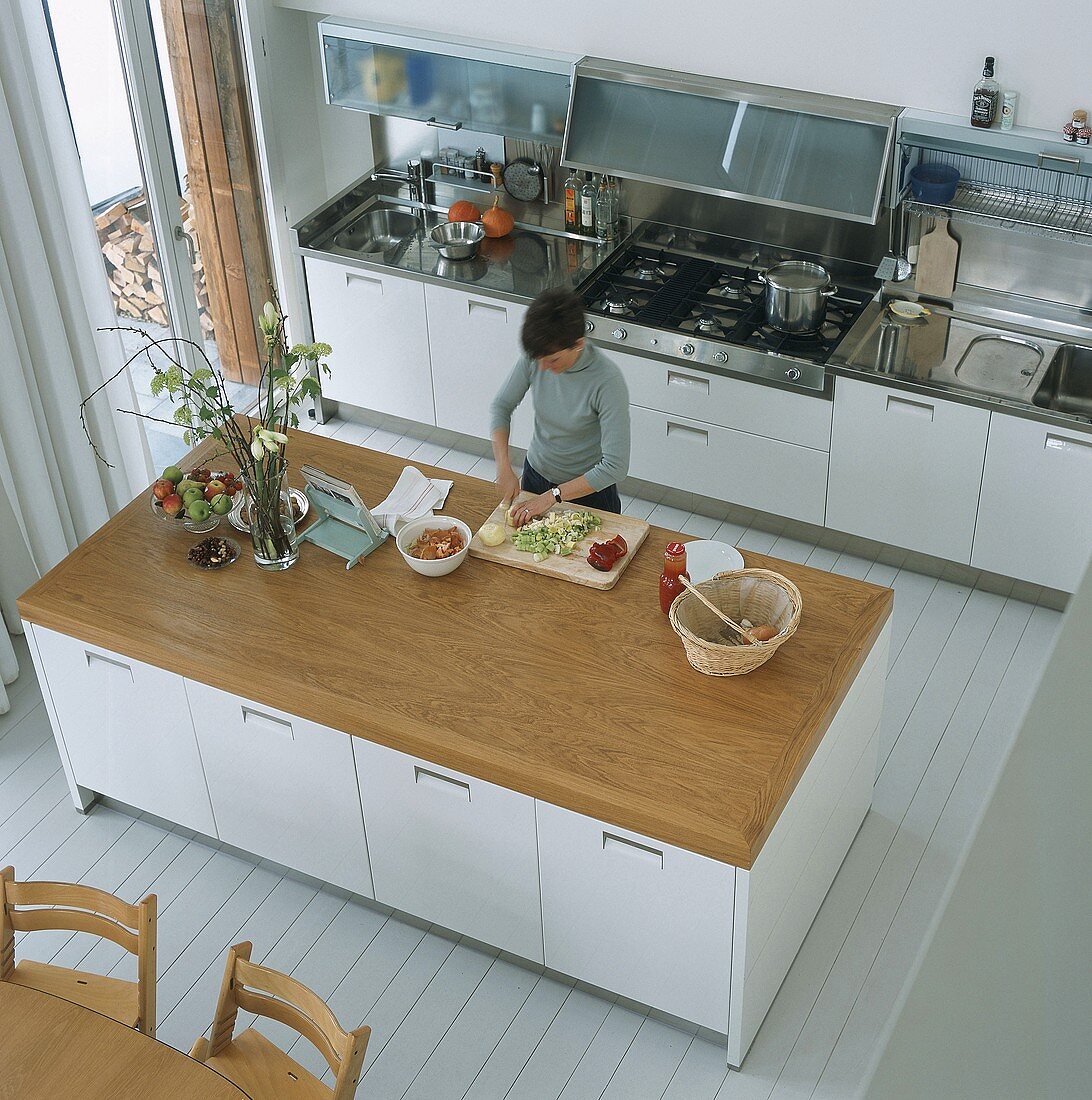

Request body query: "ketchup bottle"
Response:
[659, 542, 690, 614]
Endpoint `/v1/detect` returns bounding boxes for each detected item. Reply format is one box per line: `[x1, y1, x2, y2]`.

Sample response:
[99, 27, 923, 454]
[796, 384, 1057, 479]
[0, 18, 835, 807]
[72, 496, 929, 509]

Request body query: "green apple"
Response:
[162, 465, 184, 485]
[185, 498, 211, 522]
[210, 493, 232, 516]
[183, 487, 206, 505]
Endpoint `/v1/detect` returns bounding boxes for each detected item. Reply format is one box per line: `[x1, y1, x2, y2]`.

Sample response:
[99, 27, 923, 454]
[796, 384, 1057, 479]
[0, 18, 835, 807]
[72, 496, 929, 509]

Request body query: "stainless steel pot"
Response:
[758, 261, 839, 334]
[429, 221, 485, 260]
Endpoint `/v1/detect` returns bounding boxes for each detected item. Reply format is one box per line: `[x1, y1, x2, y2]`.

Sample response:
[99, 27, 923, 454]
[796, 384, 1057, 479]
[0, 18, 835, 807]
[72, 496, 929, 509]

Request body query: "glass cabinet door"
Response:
[322, 35, 469, 126]
[465, 60, 569, 144]
[321, 23, 572, 145]
[563, 64, 897, 223]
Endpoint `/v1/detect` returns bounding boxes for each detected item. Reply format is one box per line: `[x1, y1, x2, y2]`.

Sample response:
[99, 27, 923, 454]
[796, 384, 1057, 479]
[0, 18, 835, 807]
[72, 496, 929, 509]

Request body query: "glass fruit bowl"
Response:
[149, 492, 221, 533]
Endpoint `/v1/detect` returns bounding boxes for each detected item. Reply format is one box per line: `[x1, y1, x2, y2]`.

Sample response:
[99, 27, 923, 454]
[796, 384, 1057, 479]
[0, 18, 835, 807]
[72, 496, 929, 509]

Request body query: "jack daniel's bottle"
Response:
[970, 57, 999, 128]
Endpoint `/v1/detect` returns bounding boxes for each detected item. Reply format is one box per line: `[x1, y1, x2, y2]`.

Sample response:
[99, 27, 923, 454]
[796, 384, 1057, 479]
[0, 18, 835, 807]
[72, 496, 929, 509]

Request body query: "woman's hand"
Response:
[496, 464, 520, 507]
[510, 492, 554, 527]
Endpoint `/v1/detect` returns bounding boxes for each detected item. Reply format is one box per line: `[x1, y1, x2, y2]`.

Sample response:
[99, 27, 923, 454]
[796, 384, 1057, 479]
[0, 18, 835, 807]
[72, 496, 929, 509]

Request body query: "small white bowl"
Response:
[396, 515, 472, 577]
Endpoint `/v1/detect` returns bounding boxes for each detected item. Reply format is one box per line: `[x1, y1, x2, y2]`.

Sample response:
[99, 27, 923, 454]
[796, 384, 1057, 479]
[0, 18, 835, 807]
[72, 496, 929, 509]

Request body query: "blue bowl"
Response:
[908, 163, 961, 204]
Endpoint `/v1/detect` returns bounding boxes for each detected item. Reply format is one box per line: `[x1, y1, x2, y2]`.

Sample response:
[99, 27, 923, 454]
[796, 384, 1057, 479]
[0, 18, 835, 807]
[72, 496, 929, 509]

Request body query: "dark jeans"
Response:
[522, 460, 621, 514]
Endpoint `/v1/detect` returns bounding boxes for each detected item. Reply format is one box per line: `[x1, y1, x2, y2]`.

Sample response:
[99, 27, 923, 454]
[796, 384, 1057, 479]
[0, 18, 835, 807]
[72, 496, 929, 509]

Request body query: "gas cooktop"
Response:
[580, 234, 877, 392]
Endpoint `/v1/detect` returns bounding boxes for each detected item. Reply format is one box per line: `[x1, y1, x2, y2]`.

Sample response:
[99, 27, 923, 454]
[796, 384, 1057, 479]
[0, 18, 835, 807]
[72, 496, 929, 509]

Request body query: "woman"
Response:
[490, 287, 630, 525]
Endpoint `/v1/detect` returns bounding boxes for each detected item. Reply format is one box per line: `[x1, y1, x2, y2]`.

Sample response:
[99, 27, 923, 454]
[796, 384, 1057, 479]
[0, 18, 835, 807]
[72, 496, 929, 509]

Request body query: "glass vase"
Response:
[242, 459, 299, 571]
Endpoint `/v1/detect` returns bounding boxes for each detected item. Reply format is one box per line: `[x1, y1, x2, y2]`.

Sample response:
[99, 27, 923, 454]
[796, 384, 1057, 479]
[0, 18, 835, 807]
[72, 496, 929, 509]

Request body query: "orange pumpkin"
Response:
[481, 197, 515, 238]
[447, 199, 482, 223]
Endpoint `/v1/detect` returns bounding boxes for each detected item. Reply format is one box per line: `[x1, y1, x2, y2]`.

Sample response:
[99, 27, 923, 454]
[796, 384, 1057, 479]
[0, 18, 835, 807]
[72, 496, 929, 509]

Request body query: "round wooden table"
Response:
[0, 982, 251, 1099]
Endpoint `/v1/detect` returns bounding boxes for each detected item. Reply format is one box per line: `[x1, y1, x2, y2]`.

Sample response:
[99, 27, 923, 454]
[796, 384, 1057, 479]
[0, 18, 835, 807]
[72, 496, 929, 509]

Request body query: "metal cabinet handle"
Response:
[602, 831, 663, 868]
[426, 117, 463, 131]
[886, 394, 934, 421]
[666, 421, 709, 444]
[468, 299, 507, 319]
[1045, 433, 1092, 456]
[241, 707, 294, 740]
[667, 370, 710, 393]
[414, 765, 471, 801]
[85, 652, 133, 682]
[345, 271, 383, 292]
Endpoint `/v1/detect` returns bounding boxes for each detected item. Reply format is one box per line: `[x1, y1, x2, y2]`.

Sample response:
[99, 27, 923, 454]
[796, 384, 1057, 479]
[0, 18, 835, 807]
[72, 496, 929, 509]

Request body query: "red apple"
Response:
[204, 479, 227, 501]
[161, 493, 184, 517]
[152, 478, 175, 501]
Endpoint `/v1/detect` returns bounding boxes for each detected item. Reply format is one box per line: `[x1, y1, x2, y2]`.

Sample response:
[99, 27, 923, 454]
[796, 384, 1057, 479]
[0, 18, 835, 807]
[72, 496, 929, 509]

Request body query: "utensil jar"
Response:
[759, 261, 839, 334]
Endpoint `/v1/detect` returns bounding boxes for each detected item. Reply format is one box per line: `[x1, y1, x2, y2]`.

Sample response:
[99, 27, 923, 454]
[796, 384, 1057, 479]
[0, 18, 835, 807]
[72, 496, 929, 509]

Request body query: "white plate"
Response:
[684, 540, 744, 583]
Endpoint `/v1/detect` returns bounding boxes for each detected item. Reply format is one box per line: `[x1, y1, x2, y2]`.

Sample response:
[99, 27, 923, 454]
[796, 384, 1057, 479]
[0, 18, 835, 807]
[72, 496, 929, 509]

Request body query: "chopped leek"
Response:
[511, 509, 602, 560]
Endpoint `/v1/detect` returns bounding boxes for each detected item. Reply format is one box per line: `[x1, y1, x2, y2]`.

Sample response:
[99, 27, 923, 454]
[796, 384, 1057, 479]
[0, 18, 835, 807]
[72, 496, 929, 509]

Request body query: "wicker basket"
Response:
[669, 568, 803, 676]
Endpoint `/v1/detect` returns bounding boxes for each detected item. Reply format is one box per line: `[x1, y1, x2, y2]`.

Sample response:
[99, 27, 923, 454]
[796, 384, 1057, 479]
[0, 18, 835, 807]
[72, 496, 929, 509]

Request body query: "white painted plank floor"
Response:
[0, 413, 1064, 1098]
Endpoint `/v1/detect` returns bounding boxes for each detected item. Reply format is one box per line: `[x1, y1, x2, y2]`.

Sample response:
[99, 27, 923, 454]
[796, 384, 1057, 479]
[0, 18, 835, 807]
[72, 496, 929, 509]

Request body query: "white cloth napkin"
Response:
[370, 466, 453, 532]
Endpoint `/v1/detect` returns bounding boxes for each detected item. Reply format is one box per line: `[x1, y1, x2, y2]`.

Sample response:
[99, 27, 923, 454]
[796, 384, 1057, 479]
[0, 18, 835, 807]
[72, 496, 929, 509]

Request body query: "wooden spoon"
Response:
[680, 577, 758, 644]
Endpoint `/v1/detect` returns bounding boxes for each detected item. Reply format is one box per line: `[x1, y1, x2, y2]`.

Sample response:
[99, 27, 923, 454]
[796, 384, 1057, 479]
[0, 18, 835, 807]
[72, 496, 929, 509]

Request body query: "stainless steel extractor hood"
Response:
[561, 58, 902, 225]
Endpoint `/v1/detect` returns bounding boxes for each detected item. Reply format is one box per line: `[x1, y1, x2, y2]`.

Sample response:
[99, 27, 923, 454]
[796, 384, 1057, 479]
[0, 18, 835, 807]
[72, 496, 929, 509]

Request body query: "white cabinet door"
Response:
[185, 682, 373, 898]
[537, 802, 735, 1032]
[31, 627, 216, 836]
[615, 349, 832, 452]
[827, 378, 990, 561]
[305, 257, 434, 424]
[353, 739, 543, 962]
[629, 405, 829, 525]
[425, 284, 532, 448]
[972, 414, 1092, 591]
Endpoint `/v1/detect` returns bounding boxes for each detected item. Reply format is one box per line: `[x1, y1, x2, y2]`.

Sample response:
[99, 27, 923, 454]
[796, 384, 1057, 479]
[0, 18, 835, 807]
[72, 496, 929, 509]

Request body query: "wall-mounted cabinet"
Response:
[319, 20, 574, 146]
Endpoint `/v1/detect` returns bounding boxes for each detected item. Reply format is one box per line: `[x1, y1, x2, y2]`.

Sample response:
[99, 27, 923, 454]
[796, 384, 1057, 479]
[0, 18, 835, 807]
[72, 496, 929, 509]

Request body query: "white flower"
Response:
[250, 437, 265, 460]
[262, 436, 279, 454]
[259, 301, 278, 335]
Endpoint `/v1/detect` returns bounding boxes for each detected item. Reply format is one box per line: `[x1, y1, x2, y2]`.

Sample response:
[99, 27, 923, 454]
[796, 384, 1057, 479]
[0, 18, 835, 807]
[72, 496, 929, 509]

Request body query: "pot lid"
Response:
[765, 261, 830, 291]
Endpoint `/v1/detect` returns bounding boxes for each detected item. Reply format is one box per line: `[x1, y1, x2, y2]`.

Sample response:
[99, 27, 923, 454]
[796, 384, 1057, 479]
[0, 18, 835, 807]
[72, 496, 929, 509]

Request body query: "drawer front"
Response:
[537, 801, 734, 1032]
[186, 682, 373, 897]
[827, 378, 990, 562]
[425, 285, 532, 448]
[972, 413, 1092, 591]
[629, 405, 828, 525]
[614, 349, 832, 451]
[306, 257, 435, 424]
[31, 628, 215, 835]
[353, 739, 543, 962]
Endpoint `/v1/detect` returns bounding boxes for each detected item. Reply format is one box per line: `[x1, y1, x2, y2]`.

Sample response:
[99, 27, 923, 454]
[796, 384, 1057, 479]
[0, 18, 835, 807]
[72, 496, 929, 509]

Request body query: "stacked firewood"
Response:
[94, 192, 213, 336]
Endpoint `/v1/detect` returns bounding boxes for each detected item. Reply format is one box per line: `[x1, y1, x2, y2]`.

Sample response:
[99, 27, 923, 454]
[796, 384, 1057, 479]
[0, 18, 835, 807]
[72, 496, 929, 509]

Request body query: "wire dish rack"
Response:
[902, 151, 1092, 245]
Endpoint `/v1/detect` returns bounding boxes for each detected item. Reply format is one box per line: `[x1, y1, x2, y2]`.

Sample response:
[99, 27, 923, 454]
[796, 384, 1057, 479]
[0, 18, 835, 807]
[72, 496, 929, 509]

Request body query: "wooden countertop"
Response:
[18, 430, 892, 869]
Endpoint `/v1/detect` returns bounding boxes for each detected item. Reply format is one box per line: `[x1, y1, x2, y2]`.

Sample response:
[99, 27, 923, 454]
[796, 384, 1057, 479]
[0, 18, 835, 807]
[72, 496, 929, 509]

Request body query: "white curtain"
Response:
[0, 0, 151, 713]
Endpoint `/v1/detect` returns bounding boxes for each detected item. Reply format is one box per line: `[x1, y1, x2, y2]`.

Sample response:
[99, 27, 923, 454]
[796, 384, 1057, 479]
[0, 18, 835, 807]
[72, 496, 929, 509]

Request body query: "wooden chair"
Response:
[190, 941, 370, 1100]
[0, 865, 156, 1035]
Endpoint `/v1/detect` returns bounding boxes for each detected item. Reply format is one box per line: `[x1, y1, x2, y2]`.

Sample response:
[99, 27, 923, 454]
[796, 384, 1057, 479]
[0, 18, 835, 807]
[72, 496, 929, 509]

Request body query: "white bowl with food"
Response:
[396, 515, 472, 577]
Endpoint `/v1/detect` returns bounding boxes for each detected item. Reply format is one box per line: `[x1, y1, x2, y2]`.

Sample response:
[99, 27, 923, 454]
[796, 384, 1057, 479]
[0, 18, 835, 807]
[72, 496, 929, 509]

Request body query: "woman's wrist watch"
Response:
[550, 486, 563, 503]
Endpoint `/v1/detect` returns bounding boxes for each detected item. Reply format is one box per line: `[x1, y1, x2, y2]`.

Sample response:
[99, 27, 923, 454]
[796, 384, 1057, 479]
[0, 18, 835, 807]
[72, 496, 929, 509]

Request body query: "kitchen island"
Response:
[18, 429, 892, 1066]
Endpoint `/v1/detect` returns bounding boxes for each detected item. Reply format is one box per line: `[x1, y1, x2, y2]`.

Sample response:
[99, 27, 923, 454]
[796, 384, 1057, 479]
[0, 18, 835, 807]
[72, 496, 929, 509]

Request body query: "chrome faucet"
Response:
[369, 160, 428, 205]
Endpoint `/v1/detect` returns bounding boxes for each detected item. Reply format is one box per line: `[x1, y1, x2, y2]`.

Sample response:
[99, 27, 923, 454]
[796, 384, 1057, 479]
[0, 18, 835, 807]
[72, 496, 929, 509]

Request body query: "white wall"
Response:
[862, 554, 1092, 1099]
[287, 0, 1081, 132]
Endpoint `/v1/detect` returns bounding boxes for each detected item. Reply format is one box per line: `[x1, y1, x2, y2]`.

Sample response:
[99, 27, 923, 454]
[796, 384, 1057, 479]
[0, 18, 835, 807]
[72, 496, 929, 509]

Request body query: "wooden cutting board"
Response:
[468, 495, 651, 590]
[915, 215, 960, 299]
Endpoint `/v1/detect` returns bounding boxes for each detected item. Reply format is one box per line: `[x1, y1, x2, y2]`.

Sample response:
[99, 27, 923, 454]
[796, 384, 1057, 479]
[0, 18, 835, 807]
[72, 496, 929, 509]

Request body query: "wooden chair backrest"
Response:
[207, 942, 370, 1100]
[0, 866, 157, 1033]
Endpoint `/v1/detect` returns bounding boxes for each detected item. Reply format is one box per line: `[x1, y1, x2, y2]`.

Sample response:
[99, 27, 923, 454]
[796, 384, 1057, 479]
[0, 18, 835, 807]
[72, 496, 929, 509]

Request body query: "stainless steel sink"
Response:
[953, 333, 1043, 396]
[334, 208, 421, 254]
[1033, 344, 1092, 417]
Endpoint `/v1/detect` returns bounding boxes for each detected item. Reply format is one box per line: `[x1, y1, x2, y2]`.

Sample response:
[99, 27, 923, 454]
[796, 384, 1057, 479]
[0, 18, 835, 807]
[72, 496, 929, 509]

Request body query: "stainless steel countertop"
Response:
[294, 176, 1092, 432]
[293, 179, 615, 304]
[831, 290, 1092, 432]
